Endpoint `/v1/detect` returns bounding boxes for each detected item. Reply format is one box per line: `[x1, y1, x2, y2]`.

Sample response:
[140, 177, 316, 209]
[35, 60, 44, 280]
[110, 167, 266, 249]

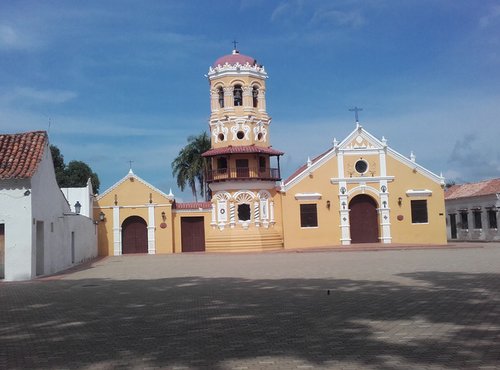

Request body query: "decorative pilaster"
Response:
[211, 205, 217, 228]
[258, 89, 266, 113]
[223, 87, 234, 111]
[147, 204, 156, 254]
[254, 201, 260, 227]
[113, 206, 121, 255]
[339, 192, 351, 245]
[229, 202, 236, 228]
[243, 86, 253, 109]
[270, 201, 275, 225]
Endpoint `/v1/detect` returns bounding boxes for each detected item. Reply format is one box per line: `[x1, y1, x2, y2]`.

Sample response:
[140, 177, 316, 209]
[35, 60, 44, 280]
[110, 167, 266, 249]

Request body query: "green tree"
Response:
[50, 145, 100, 194]
[172, 132, 211, 201]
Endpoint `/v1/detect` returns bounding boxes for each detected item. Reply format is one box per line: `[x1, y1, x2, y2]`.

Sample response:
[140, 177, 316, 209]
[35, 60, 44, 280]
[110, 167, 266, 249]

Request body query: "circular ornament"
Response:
[160, 222, 167, 229]
[397, 215, 404, 221]
[355, 160, 368, 174]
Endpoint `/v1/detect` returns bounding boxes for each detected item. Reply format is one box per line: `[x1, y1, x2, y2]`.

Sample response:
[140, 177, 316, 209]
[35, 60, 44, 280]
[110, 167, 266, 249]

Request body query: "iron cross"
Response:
[349, 106, 363, 123]
[232, 39, 238, 50]
[128, 160, 134, 170]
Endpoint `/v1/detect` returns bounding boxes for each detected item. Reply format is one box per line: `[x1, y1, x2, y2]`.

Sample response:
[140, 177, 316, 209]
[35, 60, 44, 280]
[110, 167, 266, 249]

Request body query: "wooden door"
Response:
[0, 224, 4, 279]
[181, 217, 205, 252]
[122, 216, 148, 254]
[236, 159, 249, 178]
[349, 194, 379, 243]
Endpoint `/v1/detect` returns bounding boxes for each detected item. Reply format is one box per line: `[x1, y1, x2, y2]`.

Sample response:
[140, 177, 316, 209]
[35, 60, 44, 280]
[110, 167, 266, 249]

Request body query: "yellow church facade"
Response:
[94, 49, 447, 256]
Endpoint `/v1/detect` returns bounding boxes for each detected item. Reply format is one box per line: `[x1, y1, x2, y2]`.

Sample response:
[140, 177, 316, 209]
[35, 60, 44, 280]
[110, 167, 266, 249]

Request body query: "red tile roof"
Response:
[173, 202, 212, 210]
[284, 147, 333, 184]
[213, 50, 257, 67]
[0, 131, 47, 180]
[445, 178, 500, 200]
[202, 145, 284, 157]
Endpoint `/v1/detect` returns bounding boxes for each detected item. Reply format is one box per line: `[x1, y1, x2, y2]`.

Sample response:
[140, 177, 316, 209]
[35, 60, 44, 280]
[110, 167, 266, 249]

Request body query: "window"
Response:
[217, 87, 224, 108]
[238, 204, 250, 221]
[300, 204, 318, 227]
[217, 157, 227, 174]
[460, 211, 468, 230]
[488, 209, 498, 229]
[355, 160, 368, 174]
[473, 210, 482, 229]
[411, 200, 428, 223]
[233, 84, 243, 106]
[252, 86, 259, 108]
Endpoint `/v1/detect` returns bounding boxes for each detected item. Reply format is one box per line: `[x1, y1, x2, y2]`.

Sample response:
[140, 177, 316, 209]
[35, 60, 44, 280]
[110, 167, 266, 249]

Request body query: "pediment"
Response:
[337, 125, 386, 152]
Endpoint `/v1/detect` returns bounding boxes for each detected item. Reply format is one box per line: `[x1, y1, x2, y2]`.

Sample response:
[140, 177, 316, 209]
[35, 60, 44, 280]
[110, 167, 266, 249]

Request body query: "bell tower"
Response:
[202, 48, 284, 251]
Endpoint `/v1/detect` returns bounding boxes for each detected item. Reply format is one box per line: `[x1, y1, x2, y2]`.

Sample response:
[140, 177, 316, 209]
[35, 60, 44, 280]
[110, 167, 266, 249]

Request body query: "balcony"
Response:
[206, 167, 281, 183]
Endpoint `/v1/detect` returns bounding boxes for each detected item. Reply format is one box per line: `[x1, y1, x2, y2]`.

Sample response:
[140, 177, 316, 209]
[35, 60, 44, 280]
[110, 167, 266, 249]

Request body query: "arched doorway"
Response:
[349, 194, 379, 243]
[122, 216, 148, 254]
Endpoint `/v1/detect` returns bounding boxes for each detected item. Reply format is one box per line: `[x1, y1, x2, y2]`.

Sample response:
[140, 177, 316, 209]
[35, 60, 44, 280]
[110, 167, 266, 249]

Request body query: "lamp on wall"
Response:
[381, 185, 387, 193]
[161, 211, 166, 221]
[326, 200, 331, 210]
[340, 187, 346, 195]
[99, 211, 105, 222]
[398, 197, 403, 207]
[74, 201, 82, 214]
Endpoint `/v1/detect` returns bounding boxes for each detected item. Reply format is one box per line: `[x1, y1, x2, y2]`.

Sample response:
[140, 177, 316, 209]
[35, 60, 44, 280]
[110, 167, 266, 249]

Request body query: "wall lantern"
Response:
[398, 197, 403, 207]
[341, 201, 346, 210]
[381, 185, 387, 193]
[383, 201, 387, 208]
[161, 211, 166, 221]
[326, 200, 331, 210]
[74, 201, 82, 214]
[340, 187, 346, 195]
[99, 211, 105, 222]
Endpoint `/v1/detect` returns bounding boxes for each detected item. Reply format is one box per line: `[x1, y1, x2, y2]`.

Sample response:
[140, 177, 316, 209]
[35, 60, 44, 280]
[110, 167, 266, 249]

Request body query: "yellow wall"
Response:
[282, 152, 341, 249]
[94, 175, 174, 256]
[385, 154, 447, 244]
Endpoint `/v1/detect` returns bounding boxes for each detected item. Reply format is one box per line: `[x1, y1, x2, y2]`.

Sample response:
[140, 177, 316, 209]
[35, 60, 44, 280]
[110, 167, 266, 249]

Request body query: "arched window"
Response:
[252, 86, 259, 108]
[217, 87, 224, 108]
[233, 84, 243, 106]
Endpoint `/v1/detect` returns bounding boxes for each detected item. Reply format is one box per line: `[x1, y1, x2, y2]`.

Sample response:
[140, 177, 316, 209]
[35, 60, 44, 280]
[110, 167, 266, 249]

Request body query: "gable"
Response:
[97, 170, 173, 206]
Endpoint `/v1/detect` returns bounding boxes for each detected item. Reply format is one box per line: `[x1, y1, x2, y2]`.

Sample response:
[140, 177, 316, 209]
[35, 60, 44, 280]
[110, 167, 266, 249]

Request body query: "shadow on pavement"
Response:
[1, 271, 499, 369]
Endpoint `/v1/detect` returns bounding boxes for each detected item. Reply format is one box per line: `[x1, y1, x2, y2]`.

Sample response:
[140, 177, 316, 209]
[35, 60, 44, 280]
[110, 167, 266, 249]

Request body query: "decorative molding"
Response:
[294, 193, 322, 201]
[406, 189, 432, 197]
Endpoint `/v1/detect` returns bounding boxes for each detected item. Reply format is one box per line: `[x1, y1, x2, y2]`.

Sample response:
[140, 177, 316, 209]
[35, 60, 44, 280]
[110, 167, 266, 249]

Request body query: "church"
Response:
[94, 48, 447, 255]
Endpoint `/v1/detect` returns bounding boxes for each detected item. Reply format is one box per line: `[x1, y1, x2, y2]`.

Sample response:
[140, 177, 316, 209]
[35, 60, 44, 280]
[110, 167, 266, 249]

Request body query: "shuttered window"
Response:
[411, 200, 428, 224]
[300, 204, 318, 227]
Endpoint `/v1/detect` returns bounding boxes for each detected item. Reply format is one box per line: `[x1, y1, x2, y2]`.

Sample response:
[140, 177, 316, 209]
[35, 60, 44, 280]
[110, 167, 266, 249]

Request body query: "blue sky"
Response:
[1, 0, 499, 200]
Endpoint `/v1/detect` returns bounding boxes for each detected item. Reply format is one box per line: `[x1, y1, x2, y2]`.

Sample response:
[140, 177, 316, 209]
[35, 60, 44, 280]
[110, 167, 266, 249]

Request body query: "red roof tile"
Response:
[284, 147, 333, 184]
[202, 145, 284, 157]
[445, 178, 500, 200]
[0, 131, 47, 180]
[174, 202, 212, 210]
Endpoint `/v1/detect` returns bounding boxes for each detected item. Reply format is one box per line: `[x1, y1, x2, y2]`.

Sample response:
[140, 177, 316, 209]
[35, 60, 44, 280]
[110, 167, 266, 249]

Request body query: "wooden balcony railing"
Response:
[206, 167, 281, 182]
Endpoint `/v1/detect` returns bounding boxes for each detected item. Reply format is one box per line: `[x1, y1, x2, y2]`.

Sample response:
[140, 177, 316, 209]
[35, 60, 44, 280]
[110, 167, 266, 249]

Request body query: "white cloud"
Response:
[8, 87, 78, 104]
[0, 24, 41, 51]
[479, 5, 500, 29]
[311, 9, 365, 28]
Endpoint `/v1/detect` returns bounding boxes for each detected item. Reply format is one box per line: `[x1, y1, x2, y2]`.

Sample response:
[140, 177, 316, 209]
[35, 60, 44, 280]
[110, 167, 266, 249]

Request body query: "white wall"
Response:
[61, 179, 94, 218]
[0, 178, 32, 281]
[1, 141, 98, 281]
[446, 195, 500, 242]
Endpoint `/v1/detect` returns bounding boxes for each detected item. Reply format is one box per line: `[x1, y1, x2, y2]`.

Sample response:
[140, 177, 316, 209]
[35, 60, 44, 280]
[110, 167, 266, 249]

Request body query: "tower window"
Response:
[218, 133, 225, 141]
[234, 84, 243, 106]
[218, 87, 224, 108]
[252, 86, 259, 108]
[238, 204, 251, 221]
[236, 131, 245, 140]
[217, 157, 227, 172]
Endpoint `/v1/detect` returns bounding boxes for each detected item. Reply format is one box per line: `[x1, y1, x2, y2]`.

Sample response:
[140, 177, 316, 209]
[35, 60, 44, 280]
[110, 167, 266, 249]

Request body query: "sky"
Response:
[1, 0, 500, 200]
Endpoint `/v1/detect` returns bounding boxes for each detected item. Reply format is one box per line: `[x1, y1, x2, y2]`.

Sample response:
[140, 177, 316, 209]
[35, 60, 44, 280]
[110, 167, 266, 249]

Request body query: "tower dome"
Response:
[213, 49, 257, 67]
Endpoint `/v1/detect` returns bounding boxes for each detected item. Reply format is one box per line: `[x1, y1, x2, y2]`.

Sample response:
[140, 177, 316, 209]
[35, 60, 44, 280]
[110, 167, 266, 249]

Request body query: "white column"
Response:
[270, 201, 275, 225]
[229, 202, 235, 228]
[147, 204, 156, 254]
[339, 194, 351, 245]
[254, 201, 260, 227]
[113, 206, 121, 256]
[211, 204, 217, 228]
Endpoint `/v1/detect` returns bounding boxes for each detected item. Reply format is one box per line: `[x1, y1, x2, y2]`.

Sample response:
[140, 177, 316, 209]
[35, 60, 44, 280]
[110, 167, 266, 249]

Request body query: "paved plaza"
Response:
[1, 243, 500, 370]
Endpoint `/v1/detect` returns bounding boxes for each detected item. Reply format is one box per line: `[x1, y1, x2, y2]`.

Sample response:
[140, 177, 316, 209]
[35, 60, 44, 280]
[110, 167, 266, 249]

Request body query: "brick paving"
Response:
[1, 243, 500, 369]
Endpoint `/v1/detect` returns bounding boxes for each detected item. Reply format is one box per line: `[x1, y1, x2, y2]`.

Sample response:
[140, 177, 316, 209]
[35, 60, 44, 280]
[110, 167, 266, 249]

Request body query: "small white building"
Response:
[445, 178, 500, 242]
[61, 178, 94, 217]
[0, 131, 97, 281]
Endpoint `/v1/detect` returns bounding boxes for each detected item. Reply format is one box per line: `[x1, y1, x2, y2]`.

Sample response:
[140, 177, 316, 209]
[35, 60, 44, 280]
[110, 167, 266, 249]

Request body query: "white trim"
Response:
[147, 204, 156, 255]
[331, 176, 395, 184]
[406, 189, 433, 197]
[295, 193, 322, 201]
[97, 171, 173, 201]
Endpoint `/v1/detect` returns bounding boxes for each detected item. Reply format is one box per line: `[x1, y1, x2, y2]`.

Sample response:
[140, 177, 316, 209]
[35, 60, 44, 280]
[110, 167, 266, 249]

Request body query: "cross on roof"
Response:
[232, 39, 238, 50]
[349, 106, 363, 123]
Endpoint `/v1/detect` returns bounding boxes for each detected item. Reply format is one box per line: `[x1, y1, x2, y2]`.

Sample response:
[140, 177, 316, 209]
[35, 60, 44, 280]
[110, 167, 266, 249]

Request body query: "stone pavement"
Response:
[1, 243, 500, 369]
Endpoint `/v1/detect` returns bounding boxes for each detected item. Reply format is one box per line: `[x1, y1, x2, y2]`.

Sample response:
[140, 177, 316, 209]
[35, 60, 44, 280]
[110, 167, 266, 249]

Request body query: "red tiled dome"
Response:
[213, 50, 257, 67]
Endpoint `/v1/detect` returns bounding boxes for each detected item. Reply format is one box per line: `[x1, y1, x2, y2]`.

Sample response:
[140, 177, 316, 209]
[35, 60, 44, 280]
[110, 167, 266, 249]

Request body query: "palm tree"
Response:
[171, 132, 211, 201]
